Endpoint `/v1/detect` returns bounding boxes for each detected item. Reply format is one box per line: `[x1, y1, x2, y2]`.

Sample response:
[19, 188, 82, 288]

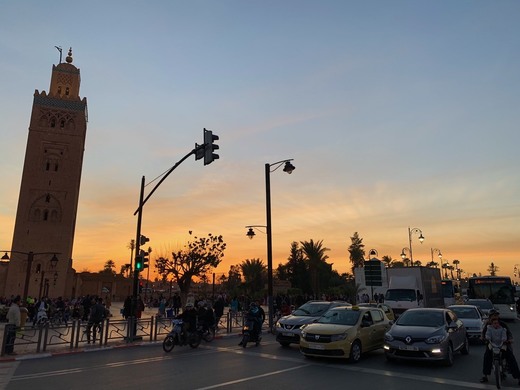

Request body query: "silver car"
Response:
[447, 305, 486, 341]
[384, 308, 469, 366]
[275, 300, 350, 346]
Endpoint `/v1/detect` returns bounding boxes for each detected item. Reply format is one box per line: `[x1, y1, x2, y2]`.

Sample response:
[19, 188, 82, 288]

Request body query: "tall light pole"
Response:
[265, 159, 295, 332]
[0, 250, 59, 299]
[407, 227, 425, 266]
[401, 247, 411, 265]
[430, 248, 442, 269]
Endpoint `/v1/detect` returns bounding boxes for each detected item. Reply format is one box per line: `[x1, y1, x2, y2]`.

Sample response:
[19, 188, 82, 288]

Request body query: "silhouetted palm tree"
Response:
[301, 239, 330, 297]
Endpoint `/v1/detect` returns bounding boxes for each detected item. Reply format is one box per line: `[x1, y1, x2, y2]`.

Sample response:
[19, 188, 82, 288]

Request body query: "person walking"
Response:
[85, 298, 106, 344]
[5, 296, 21, 355]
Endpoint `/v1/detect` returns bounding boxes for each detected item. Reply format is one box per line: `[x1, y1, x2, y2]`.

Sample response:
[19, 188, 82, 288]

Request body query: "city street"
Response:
[3, 320, 520, 390]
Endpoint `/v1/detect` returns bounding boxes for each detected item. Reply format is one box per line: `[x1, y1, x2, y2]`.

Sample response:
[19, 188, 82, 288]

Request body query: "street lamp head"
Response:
[1, 252, 9, 261]
[401, 250, 406, 259]
[369, 249, 378, 259]
[418, 233, 425, 243]
[50, 254, 59, 268]
[246, 228, 256, 240]
[283, 161, 295, 174]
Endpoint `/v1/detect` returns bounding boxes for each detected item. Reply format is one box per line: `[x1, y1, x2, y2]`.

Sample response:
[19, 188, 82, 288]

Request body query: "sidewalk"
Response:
[0, 302, 242, 362]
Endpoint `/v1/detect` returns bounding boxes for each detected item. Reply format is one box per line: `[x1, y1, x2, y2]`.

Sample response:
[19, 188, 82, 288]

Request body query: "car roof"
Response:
[448, 304, 478, 309]
[405, 308, 448, 313]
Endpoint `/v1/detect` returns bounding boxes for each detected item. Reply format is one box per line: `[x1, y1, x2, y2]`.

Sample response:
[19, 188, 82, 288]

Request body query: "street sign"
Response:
[364, 260, 383, 286]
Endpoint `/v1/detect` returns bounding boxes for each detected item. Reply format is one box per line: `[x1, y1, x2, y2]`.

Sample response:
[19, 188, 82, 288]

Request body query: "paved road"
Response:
[2, 320, 520, 390]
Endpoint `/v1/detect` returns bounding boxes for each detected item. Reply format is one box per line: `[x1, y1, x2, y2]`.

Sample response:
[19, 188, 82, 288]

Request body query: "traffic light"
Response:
[140, 235, 150, 246]
[140, 249, 149, 270]
[135, 255, 143, 272]
[203, 128, 219, 165]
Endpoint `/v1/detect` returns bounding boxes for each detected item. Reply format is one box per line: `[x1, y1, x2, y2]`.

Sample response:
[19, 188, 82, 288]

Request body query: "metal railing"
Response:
[1, 311, 251, 357]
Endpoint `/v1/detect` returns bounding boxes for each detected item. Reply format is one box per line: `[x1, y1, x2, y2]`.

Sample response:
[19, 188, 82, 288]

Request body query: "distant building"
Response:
[1, 48, 87, 299]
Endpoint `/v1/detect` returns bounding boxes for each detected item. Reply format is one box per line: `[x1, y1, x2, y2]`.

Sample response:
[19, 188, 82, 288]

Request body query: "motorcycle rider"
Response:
[480, 309, 520, 384]
[239, 302, 263, 346]
[197, 301, 215, 334]
[177, 303, 197, 344]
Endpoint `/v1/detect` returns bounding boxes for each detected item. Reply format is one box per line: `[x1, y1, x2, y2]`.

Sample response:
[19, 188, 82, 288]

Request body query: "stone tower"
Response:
[3, 48, 87, 299]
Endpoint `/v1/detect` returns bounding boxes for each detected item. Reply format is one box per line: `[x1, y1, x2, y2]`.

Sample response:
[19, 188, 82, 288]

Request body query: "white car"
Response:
[447, 304, 485, 341]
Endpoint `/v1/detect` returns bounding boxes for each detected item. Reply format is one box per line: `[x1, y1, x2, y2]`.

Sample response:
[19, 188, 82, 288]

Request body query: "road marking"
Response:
[194, 364, 311, 390]
[8, 342, 511, 389]
[202, 345, 510, 389]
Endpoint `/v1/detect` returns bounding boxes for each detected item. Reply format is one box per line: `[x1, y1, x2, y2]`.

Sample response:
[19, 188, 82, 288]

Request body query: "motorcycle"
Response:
[197, 322, 215, 342]
[240, 318, 261, 348]
[163, 319, 201, 352]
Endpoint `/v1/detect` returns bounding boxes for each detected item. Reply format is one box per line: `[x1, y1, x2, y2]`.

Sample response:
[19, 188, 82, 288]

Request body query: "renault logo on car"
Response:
[405, 336, 412, 344]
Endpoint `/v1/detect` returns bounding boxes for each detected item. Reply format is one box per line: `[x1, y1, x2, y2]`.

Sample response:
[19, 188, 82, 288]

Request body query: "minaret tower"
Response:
[3, 48, 87, 298]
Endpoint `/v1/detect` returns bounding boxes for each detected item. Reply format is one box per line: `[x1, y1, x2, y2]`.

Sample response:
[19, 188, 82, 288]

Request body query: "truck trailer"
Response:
[384, 267, 443, 315]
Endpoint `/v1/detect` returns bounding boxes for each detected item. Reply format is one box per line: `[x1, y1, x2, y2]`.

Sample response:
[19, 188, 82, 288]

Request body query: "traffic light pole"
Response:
[130, 134, 218, 340]
[129, 175, 145, 340]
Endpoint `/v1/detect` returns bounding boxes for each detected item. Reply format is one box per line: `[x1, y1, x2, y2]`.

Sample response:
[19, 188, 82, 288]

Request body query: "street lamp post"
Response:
[0, 250, 59, 299]
[264, 159, 295, 332]
[401, 247, 411, 265]
[430, 248, 442, 270]
[407, 227, 425, 266]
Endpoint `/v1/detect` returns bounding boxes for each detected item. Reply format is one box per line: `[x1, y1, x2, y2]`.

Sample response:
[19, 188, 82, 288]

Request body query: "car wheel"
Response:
[444, 343, 454, 366]
[460, 337, 469, 355]
[349, 340, 362, 363]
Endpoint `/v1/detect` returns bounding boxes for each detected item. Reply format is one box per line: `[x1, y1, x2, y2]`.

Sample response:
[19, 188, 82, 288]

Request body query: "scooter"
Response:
[239, 318, 261, 348]
[163, 319, 201, 352]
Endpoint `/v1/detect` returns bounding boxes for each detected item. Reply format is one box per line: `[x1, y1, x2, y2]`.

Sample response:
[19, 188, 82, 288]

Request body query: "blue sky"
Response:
[1, 1, 519, 279]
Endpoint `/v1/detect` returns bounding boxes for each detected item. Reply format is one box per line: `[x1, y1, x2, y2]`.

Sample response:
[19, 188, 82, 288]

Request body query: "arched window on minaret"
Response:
[57, 86, 62, 95]
[43, 210, 49, 221]
[65, 87, 69, 96]
[50, 117, 56, 128]
[60, 119, 65, 128]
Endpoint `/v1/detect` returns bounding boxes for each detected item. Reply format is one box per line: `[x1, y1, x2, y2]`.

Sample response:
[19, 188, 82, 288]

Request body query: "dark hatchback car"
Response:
[384, 308, 469, 366]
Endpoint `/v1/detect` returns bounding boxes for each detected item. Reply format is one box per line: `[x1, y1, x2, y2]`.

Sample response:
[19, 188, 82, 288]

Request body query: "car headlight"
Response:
[384, 333, 394, 342]
[300, 329, 307, 338]
[331, 333, 348, 342]
[425, 335, 447, 344]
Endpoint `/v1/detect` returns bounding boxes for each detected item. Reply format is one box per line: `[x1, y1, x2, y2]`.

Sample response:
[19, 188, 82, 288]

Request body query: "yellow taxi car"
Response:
[299, 305, 392, 363]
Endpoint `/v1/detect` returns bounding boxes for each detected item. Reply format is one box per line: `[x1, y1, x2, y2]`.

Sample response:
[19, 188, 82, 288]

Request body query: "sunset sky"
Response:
[1, 1, 519, 282]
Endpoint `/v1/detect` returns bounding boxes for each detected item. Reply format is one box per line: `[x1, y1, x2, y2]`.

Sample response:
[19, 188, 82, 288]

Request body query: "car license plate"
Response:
[307, 342, 325, 350]
[282, 332, 293, 337]
[399, 345, 418, 351]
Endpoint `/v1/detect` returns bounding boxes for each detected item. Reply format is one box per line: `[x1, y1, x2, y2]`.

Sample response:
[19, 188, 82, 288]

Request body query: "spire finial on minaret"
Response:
[66, 47, 73, 63]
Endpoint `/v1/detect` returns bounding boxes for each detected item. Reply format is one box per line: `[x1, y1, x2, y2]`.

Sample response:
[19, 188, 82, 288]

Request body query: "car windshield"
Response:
[397, 311, 444, 327]
[317, 309, 360, 326]
[450, 307, 479, 319]
[292, 302, 330, 316]
[385, 289, 416, 302]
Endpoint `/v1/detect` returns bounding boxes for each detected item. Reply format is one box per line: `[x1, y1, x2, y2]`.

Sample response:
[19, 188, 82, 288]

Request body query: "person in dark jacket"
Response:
[85, 298, 106, 344]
